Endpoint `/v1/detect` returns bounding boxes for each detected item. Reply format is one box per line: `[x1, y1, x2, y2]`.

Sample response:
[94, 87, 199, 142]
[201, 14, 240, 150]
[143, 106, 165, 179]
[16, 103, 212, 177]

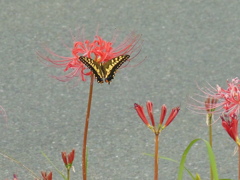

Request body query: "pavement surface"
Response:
[0, 1, 240, 179]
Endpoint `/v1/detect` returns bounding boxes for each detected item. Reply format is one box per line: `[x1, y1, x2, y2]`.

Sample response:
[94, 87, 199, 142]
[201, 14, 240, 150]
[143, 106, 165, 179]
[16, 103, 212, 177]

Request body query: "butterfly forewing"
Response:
[103, 55, 130, 84]
[79, 56, 104, 83]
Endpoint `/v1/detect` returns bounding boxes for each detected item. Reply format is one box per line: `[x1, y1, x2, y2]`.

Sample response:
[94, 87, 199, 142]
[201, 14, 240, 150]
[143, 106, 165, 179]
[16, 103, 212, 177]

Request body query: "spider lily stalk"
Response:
[134, 101, 180, 180]
[205, 97, 218, 147]
[204, 97, 218, 180]
[38, 28, 142, 180]
[221, 114, 240, 180]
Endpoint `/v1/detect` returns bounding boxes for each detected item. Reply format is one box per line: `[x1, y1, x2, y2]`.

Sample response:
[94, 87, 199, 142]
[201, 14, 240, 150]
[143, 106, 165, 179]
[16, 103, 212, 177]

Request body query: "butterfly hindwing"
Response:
[79, 56, 104, 83]
[103, 55, 130, 84]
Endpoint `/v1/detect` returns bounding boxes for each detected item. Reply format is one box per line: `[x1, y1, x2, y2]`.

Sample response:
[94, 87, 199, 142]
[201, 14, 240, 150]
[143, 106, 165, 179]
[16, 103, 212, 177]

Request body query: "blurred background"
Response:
[0, 1, 240, 179]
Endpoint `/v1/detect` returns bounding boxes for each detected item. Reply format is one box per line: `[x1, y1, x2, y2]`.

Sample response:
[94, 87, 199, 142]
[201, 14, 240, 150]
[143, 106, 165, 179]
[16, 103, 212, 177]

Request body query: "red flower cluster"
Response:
[37, 29, 142, 82]
[190, 77, 240, 116]
[216, 77, 240, 116]
[134, 101, 180, 134]
[61, 149, 75, 170]
[41, 171, 52, 180]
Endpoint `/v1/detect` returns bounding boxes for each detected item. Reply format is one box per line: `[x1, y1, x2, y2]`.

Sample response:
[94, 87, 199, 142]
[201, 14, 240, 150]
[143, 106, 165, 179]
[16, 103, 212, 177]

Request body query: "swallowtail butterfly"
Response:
[79, 55, 130, 84]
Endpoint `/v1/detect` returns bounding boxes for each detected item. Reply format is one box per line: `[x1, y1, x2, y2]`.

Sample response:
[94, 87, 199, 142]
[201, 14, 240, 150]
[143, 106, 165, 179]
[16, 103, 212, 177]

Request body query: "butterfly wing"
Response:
[79, 56, 104, 83]
[102, 55, 130, 84]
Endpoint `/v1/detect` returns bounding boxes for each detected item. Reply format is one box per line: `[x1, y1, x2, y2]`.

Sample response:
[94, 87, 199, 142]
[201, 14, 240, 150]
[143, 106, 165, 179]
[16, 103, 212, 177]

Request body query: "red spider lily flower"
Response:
[189, 77, 240, 116]
[134, 101, 180, 134]
[221, 114, 240, 145]
[61, 149, 75, 169]
[41, 171, 52, 180]
[92, 32, 142, 63]
[37, 28, 142, 82]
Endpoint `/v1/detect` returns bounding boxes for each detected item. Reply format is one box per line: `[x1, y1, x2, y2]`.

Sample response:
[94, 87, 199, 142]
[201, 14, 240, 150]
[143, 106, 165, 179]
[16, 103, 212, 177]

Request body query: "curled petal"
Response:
[134, 103, 150, 126]
[146, 101, 155, 126]
[68, 149, 75, 164]
[61, 152, 68, 166]
[221, 114, 239, 142]
[164, 107, 180, 127]
[159, 104, 167, 125]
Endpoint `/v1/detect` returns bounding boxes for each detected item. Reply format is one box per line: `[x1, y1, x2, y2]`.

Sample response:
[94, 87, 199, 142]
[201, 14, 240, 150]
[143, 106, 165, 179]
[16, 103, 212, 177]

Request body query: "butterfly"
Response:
[79, 55, 130, 84]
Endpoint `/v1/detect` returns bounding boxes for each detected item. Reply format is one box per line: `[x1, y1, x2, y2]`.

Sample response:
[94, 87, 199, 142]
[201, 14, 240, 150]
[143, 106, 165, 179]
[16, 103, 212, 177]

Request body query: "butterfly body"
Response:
[79, 55, 130, 84]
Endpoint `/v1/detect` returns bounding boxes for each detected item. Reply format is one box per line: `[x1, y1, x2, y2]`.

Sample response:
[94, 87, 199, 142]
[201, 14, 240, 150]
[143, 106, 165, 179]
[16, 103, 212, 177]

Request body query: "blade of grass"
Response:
[0, 150, 39, 179]
[177, 138, 218, 180]
[41, 151, 67, 180]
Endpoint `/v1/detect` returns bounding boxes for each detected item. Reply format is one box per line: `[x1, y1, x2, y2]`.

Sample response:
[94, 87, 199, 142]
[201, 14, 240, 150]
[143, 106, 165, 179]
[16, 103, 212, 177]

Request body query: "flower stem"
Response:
[207, 114, 213, 147]
[238, 144, 240, 180]
[154, 133, 159, 180]
[82, 74, 94, 180]
[67, 169, 70, 180]
[207, 113, 213, 180]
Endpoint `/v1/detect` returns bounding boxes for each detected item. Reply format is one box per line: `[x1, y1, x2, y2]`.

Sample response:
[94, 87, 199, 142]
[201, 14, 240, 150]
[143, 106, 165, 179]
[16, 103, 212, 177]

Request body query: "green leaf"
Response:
[177, 138, 218, 180]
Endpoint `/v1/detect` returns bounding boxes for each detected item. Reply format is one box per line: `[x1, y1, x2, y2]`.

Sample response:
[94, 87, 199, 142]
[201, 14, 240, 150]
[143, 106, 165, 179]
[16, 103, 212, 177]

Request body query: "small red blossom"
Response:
[41, 171, 52, 180]
[37, 28, 142, 82]
[61, 149, 75, 169]
[134, 101, 180, 134]
[205, 97, 218, 113]
[221, 114, 240, 145]
[189, 77, 240, 116]
[13, 174, 18, 180]
[5, 174, 18, 180]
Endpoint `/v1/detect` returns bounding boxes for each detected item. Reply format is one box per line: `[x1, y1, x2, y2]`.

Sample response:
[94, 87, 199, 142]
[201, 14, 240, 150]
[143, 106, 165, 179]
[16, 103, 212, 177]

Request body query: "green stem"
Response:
[207, 113, 213, 180]
[207, 114, 213, 147]
[82, 74, 94, 180]
[154, 133, 159, 180]
[67, 169, 70, 180]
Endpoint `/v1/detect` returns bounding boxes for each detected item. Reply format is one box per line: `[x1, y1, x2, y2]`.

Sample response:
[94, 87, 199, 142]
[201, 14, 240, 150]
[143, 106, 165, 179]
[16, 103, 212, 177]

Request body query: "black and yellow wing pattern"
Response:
[79, 55, 130, 84]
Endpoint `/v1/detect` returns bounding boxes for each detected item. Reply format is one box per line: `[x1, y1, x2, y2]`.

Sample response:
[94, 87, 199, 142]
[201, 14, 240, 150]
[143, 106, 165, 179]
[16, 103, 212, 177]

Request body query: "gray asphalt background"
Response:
[1, 1, 240, 179]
